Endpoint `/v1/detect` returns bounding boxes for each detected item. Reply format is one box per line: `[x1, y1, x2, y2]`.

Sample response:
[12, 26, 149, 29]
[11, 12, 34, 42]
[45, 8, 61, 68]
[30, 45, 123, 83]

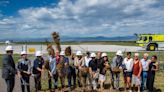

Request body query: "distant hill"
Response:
[61, 36, 137, 42]
[0, 36, 137, 42]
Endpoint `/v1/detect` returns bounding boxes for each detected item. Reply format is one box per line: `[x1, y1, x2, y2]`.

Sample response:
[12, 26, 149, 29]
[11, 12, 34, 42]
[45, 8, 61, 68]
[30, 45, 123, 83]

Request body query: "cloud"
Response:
[0, 0, 164, 40]
[0, 0, 10, 7]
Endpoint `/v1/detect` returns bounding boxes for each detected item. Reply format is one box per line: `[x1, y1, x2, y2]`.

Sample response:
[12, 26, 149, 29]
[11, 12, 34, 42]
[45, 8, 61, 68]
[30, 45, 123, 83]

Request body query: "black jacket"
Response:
[2, 55, 16, 79]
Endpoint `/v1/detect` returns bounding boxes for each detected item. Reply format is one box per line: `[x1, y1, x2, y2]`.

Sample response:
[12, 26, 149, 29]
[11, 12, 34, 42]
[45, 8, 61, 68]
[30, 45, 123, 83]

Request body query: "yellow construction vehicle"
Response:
[136, 34, 164, 51]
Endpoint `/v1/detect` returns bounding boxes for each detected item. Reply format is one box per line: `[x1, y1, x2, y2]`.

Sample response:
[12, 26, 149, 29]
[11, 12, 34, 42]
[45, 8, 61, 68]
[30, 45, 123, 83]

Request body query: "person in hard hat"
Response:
[110, 50, 124, 90]
[89, 52, 99, 90]
[47, 49, 58, 91]
[140, 53, 150, 91]
[74, 51, 85, 87]
[59, 51, 71, 89]
[132, 53, 142, 92]
[17, 51, 31, 92]
[98, 52, 110, 90]
[122, 52, 133, 92]
[2, 45, 16, 92]
[32, 51, 44, 91]
[56, 51, 68, 88]
[147, 55, 159, 92]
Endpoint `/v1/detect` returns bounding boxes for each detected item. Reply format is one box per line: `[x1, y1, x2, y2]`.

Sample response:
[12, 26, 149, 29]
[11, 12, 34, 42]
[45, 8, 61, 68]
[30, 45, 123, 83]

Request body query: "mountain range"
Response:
[0, 36, 137, 42]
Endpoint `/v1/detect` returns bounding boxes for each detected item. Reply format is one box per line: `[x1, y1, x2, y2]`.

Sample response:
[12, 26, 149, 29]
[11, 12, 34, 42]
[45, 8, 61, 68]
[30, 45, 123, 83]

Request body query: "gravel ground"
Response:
[0, 68, 112, 92]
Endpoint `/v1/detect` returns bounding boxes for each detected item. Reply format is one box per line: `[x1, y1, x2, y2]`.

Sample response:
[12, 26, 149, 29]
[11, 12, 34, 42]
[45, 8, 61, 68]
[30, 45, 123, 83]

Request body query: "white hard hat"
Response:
[5, 45, 14, 51]
[101, 53, 107, 57]
[90, 53, 96, 58]
[35, 51, 42, 56]
[60, 51, 65, 56]
[21, 51, 27, 55]
[116, 50, 123, 56]
[5, 40, 10, 44]
[76, 51, 83, 56]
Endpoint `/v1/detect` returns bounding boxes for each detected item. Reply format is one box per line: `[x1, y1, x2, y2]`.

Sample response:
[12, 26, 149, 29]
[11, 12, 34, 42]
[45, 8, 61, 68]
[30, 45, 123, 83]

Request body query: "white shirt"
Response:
[84, 56, 91, 67]
[141, 58, 149, 71]
[123, 58, 133, 72]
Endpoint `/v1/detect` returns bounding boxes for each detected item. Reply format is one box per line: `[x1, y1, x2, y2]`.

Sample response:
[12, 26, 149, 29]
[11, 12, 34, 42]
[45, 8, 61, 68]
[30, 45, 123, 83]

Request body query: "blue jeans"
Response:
[67, 66, 76, 87]
[110, 70, 120, 90]
[141, 71, 148, 90]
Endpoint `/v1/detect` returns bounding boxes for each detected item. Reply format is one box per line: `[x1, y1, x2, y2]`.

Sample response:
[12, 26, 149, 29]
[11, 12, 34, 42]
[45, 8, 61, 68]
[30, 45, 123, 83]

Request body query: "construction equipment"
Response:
[136, 34, 164, 51]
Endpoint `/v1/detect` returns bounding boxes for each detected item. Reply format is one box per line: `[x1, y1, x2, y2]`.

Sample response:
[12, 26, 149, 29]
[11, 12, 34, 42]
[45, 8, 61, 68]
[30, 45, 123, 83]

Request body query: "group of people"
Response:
[2, 45, 159, 92]
[111, 52, 159, 92]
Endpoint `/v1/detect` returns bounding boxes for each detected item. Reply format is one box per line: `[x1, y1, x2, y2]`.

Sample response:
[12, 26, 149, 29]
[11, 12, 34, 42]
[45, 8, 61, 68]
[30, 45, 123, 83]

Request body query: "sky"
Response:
[0, 0, 164, 40]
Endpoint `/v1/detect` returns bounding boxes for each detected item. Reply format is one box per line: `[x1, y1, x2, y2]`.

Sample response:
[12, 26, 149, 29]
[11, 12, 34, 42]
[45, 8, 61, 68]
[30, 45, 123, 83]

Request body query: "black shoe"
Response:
[73, 85, 76, 89]
[54, 86, 58, 89]
[62, 85, 65, 88]
[111, 87, 115, 89]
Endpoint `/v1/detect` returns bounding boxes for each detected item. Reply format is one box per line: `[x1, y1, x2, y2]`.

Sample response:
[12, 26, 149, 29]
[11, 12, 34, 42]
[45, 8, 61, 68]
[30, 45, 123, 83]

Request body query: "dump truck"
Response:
[136, 34, 164, 51]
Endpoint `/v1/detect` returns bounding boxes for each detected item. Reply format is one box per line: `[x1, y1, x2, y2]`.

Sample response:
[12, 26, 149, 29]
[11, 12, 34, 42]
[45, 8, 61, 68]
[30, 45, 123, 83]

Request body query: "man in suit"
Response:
[2, 45, 16, 92]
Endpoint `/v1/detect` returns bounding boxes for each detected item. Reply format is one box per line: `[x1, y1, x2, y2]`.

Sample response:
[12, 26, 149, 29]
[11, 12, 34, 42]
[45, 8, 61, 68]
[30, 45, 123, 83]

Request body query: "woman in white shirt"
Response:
[123, 52, 133, 91]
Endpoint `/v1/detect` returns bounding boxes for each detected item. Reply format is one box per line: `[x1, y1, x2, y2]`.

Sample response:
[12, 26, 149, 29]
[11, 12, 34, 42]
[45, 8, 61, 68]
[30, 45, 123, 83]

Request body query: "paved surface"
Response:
[0, 44, 144, 54]
[0, 69, 35, 92]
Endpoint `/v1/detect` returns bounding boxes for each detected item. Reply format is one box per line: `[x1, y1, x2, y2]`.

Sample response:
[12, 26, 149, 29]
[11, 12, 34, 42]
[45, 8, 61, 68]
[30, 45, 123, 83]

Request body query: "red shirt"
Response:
[133, 60, 140, 76]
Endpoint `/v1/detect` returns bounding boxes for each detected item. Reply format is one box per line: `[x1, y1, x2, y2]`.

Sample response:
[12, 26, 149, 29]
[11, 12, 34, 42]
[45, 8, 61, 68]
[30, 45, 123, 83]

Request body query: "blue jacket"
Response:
[33, 57, 44, 74]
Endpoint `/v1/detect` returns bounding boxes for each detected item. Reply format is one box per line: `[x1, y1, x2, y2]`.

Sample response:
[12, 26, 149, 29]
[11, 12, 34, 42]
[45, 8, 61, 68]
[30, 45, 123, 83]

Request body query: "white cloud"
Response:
[0, 18, 16, 25]
[0, 0, 10, 7]
[0, 0, 164, 40]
